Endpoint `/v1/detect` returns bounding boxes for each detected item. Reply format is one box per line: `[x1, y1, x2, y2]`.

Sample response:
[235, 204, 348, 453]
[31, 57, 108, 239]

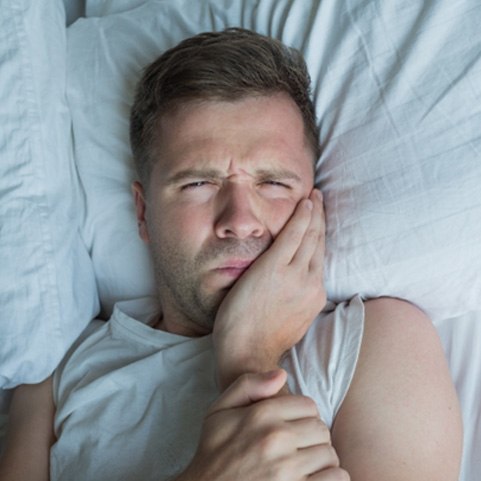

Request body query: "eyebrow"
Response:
[165, 168, 224, 185]
[165, 167, 303, 185]
[255, 168, 303, 184]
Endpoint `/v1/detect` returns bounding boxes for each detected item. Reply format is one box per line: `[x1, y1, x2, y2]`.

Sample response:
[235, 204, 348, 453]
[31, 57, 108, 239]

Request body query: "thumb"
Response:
[209, 369, 287, 414]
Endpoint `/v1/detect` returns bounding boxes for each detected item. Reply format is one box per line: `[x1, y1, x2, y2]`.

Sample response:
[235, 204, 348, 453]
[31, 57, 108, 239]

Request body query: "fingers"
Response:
[308, 190, 326, 273]
[291, 189, 325, 272]
[208, 370, 321, 426]
[264, 188, 325, 270]
[309, 467, 351, 481]
[288, 417, 331, 448]
[251, 393, 320, 422]
[297, 444, 341, 477]
[204, 373, 347, 479]
[266, 197, 314, 265]
[208, 370, 287, 414]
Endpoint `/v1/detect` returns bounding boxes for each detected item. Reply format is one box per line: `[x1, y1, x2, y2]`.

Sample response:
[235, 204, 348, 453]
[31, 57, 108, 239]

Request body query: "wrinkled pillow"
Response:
[67, 0, 481, 322]
[85, 0, 146, 17]
[0, 0, 98, 388]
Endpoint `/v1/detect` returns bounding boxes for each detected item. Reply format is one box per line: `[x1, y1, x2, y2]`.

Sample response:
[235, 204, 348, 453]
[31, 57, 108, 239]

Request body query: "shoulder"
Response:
[331, 297, 463, 480]
[363, 296, 435, 341]
[363, 295, 430, 325]
[348, 296, 448, 411]
[360, 297, 441, 365]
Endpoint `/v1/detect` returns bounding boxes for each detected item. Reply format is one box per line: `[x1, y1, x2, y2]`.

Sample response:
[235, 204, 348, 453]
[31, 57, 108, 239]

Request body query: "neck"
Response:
[152, 313, 211, 337]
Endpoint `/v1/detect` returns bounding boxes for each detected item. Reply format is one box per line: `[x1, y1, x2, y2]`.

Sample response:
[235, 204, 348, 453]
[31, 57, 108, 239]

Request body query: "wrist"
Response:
[215, 348, 284, 391]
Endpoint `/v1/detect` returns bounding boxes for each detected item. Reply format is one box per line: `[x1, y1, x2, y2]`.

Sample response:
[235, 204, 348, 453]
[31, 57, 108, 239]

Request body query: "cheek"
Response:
[265, 200, 299, 239]
[150, 204, 210, 250]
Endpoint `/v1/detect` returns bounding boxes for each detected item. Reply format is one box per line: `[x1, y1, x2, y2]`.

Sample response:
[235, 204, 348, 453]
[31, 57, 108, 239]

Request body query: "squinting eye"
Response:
[181, 181, 210, 190]
[262, 180, 290, 189]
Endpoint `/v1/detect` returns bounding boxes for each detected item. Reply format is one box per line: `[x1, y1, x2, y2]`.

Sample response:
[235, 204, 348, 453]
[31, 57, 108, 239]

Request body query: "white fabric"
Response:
[63, 0, 84, 26]
[435, 311, 481, 481]
[0, 0, 98, 388]
[66, 0, 481, 322]
[85, 0, 146, 17]
[51, 296, 364, 481]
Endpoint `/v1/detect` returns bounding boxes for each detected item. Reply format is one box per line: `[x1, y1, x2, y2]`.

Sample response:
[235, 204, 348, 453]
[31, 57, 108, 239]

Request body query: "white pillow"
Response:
[0, 0, 98, 388]
[66, 0, 481, 323]
[63, 0, 85, 26]
[85, 0, 146, 17]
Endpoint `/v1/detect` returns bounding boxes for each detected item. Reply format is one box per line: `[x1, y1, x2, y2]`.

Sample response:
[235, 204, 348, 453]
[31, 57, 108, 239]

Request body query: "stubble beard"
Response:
[149, 236, 269, 334]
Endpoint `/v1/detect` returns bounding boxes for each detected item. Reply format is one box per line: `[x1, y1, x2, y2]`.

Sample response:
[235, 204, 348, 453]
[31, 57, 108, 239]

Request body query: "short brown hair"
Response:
[130, 28, 320, 184]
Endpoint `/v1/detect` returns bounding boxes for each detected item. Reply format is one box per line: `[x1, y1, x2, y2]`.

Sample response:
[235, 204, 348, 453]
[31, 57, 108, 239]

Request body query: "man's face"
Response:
[133, 93, 315, 336]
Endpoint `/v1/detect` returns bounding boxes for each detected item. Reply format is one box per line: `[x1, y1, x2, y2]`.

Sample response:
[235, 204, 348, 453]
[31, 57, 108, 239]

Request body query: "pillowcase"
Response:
[66, 0, 481, 323]
[0, 0, 98, 388]
[63, 0, 85, 26]
[85, 0, 146, 17]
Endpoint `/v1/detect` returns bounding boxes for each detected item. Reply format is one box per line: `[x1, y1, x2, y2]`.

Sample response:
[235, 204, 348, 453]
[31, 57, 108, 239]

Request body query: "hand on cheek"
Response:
[213, 189, 326, 390]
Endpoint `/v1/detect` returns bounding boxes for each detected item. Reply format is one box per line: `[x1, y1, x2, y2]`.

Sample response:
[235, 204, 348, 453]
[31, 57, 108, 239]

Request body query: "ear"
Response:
[132, 181, 150, 243]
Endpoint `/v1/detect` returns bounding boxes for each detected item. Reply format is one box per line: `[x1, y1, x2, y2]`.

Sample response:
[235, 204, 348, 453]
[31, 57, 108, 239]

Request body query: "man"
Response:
[0, 28, 462, 481]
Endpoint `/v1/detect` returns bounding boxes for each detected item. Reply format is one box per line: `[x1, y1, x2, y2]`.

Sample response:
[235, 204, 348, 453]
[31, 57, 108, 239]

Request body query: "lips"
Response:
[217, 259, 254, 269]
[213, 259, 254, 279]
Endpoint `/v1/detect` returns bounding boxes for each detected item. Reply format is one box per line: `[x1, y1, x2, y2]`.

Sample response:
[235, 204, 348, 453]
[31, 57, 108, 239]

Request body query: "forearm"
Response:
[215, 342, 285, 391]
[0, 379, 54, 481]
[0, 449, 50, 481]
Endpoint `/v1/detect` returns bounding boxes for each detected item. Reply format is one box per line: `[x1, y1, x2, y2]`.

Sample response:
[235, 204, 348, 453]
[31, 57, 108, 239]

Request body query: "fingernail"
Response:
[316, 190, 323, 201]
[305, 199, 313, 210]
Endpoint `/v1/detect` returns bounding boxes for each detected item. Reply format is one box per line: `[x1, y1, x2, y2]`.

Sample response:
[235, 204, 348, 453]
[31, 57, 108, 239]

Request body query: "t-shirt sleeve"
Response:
[282, 295, 365, 428]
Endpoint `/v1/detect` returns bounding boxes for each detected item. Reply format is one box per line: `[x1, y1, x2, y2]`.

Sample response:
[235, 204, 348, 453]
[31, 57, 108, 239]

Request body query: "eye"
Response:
[181, 181, 211, 190]
[261, 180, 291, 189]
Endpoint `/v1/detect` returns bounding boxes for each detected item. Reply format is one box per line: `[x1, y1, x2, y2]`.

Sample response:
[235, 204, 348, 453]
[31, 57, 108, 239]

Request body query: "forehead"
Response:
[150, 94, 315, 183]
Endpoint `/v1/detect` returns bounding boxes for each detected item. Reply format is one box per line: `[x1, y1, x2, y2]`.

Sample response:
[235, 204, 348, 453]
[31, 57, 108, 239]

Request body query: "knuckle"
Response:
[236, 371, 265, 399]
[223, 372, 251, 401]
[326, 444, 340, 466]
[299, 395, 319, 415]
[305, 225, 318, 239]
[258, 427, 290, 455]
[316, 419, 332, 442]
[237, 371, 255, 388]
[245, 402, 271, 426]
[305, 289, 327, 315]
[286, 225, 305, 244]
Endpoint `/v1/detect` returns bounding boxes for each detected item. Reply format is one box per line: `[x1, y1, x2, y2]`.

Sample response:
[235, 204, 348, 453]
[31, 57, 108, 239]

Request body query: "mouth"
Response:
[212, 259, 255, 279]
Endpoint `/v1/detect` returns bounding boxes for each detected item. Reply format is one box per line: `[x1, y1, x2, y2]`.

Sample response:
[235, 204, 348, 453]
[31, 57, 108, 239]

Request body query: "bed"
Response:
[1, 0, 480, 478]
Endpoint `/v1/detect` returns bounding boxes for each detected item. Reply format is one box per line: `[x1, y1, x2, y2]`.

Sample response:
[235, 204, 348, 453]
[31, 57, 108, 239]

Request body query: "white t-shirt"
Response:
[51, 296, 364, 481]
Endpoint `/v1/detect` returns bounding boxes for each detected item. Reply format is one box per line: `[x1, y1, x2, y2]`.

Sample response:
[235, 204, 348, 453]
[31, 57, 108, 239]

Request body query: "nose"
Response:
[214, 184, 265, 240]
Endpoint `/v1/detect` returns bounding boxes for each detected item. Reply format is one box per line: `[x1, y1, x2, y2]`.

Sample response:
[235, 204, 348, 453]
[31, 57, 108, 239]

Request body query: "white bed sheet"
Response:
[435, 312, 481, 481]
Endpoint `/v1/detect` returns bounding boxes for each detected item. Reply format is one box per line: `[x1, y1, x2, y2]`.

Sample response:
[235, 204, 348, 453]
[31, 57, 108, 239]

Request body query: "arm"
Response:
[0, 376, 55, 481]
[198, 192, 348, 480]
[331, 298, 463, 481]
